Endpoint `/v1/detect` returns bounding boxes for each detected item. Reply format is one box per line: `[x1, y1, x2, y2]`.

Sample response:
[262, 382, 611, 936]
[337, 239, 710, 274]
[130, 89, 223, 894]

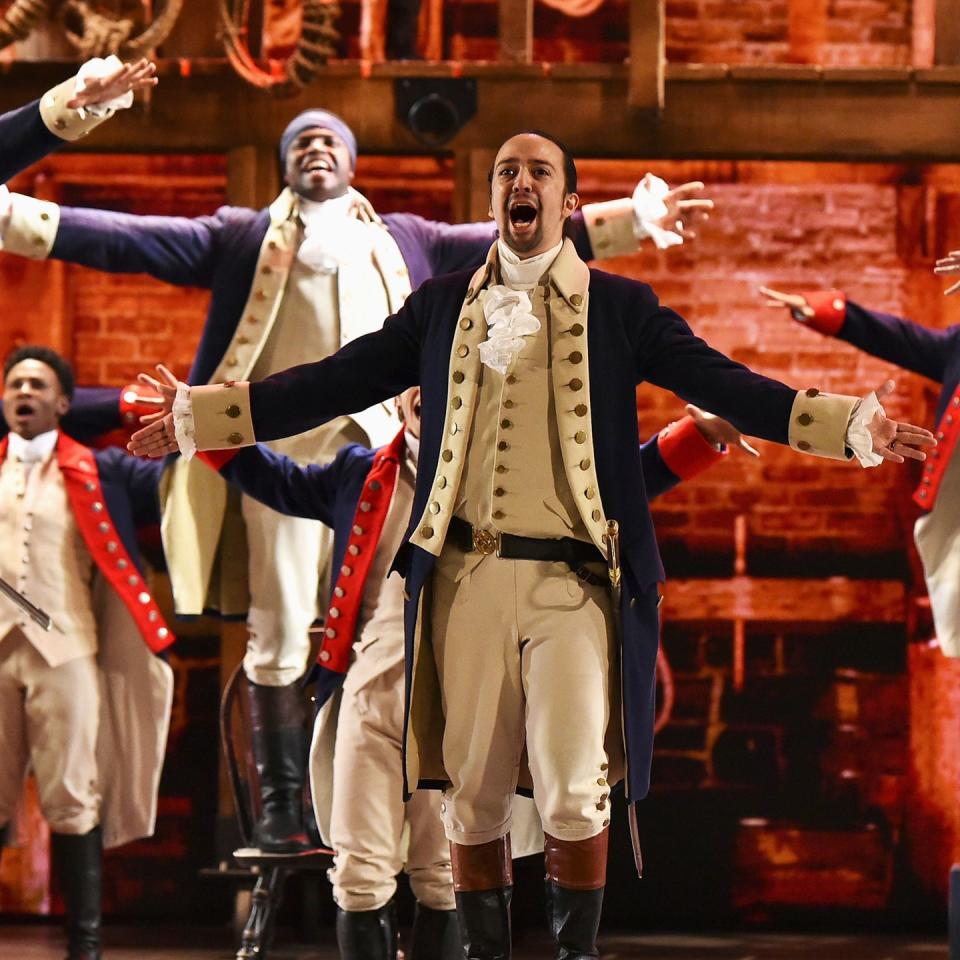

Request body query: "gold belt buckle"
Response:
[472, 528, 500, 556]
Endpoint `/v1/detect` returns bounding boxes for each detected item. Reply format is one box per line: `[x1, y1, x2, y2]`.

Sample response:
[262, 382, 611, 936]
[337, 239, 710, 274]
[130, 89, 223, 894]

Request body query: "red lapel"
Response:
[315, 428, 406, 674]
[914, 385, 960, 510]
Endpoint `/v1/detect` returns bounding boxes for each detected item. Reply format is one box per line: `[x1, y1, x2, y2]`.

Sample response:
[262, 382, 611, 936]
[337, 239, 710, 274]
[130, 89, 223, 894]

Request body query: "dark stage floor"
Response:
[0, 926, 949, 959]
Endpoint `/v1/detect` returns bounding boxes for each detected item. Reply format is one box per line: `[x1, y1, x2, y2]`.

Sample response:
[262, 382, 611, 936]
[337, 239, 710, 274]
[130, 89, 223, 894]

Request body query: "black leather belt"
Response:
[447, 515, 607, 586]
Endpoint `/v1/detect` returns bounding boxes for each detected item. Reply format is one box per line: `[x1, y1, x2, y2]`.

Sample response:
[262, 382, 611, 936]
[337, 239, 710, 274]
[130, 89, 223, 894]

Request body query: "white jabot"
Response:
[8, 428, 58, 465]
[74, 56, 135, 118]
[296, 192, 364, 272]
[497, 238, 563, 291]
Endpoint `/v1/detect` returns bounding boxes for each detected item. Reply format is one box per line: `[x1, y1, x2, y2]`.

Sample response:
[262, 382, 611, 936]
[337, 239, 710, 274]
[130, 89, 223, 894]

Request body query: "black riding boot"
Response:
[246, 678, 311, 852]
[335, 901, 399, 959]
[451, 837, 513, 959]
[544, 882, 604, 960]
[51, 826, 102, 960]
[410, 903, 461, 959]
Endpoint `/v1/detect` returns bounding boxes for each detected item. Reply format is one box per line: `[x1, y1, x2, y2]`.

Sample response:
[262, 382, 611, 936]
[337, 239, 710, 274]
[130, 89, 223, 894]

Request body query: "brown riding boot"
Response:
[543, 829, 608, 960]
[450, 835, 513, 959]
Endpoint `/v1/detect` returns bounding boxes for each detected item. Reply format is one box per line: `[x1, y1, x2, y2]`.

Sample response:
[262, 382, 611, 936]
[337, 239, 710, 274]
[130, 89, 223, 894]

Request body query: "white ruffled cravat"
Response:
[296, 192, 369, 273]
[478, 240, 562, 375]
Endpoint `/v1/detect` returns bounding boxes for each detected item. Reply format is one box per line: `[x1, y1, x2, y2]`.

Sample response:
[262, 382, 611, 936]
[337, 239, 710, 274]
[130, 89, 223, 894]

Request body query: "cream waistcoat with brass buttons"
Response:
[162, 187, 412, 615]
[0, 446, 98, 667]
[410, 239, 609, 558]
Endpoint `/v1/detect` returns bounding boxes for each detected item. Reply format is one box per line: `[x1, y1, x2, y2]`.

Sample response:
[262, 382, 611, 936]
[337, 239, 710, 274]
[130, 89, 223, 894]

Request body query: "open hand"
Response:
[656, 180, 713, 241]
[686, 404, 760, 457]
[127, 364, 181, 458]
[759, 285, 814, 320]
[67, 59, 157, 110]
[866, 380, 936, 463]
[934, 251, 960, 296]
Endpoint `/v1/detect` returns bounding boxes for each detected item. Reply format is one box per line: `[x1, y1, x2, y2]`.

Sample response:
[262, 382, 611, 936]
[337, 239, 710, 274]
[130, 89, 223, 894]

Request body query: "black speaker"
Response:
[394, 78, 478, 147]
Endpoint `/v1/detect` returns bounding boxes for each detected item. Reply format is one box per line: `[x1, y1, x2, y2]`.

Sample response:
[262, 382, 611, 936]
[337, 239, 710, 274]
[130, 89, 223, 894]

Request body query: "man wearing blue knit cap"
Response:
[0, 104, 711, 880]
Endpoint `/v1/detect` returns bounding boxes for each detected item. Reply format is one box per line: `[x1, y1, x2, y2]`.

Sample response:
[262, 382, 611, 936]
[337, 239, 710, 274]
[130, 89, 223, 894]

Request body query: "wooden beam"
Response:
[227, 145, 279, 210]
[661, 578, 906, 625]
[936, 0, 960, 65]
[628, 0, 665, 111]
[499, 0, 533, 65]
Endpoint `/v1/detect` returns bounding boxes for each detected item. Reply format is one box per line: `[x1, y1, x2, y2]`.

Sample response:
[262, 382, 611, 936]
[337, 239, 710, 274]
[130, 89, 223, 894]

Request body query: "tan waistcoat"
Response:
[0, 452, 97, 667]
[456, 277, 589, 543]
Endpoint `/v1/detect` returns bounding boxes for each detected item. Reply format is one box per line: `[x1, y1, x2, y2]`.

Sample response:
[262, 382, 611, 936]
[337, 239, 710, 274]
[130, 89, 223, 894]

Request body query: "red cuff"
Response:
[196, 449, 240, 471]
[800, 290, 847, 336]
[658, 415, 726, 481]
[119, 384, 161, 427]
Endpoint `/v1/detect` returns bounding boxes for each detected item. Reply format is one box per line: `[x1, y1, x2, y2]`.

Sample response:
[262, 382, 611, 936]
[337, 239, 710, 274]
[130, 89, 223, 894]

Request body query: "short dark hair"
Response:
[488, 129, 578, 194]
[3, 345, 75, 399]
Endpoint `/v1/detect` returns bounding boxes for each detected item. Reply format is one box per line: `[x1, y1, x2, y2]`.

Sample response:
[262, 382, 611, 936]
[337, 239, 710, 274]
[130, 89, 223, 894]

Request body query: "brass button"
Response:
[256, 289, 267, 300]
[575, 431, 586, 444]
[494, 487, 505, 497]
[54, 119, 66, 131]
[325, 627, 336, 638]
[806, 388, 819, 398]
[501, 418, 512, 429]
[261, 265, 272, 275]
[453, 371, 465, 384]
[360, 501, 372, 512]
[334, 586, 345, 598]
[442, 450, 453, 462]
[496, 465, 507, 474]
[226, 404, 241, 419]
[348, 544, 360, 556]
[592, 509, 601, 521]
[832, 298, 844, 311]
[797, 440, 811, 451]
[437, 476, 447, 488]
[569, 351, 583, 364]
[341, 565, 352, 576]
[466, 287, 475, 298]
[452, 397, 463, 409]
[596, 801, 606, 811]
[602, 818, 610, 827]
[430, 501, 441, 514]
[797, 412, 813, 426]
[460, 317, 473, 330]
[457, 345, 469, 358]
[575, 403, 588, 417]
[228, 432, 243, 445]
[319, 650, 331, 662]
[237, 335, 250, 345]
[570, 323, 584, 337]
[421, 526, 434, 539]
[40, 212, 50, 222]
[329, 607, 341, 619]
[493, 510, 505, 520]
[352, 525, 364, 536]
[506, 374, 517, 385]
[247, 315, 259, 324]
[98, 521, 110, 533]
[600, 762, 608, 770]
[579, 458, 591, 470]
[450, 423, 459, 435]
[597, 777, 607, 786]
[498, 441, 509, 451]
[570, 293, 583, 307]
[584, 486, 596, 499]
[268, 240, 277, 250]
[570, 378, 583, 391]
[503, 399, 514, 409]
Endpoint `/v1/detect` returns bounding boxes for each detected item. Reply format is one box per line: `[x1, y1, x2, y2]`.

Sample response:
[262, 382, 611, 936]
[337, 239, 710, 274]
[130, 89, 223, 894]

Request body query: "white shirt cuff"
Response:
[74, 56, 134, 118]
[844, 392, 884, 468]
[632, 173, 684, 250]
[172, 383, 197, 460]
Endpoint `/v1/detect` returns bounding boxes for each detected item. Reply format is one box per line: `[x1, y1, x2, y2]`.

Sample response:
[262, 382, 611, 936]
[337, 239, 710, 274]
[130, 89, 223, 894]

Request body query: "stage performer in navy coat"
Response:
[131, 131, 933, 959]
[132, 130, 933, 959]
[0, 105, 712, 855]
[762, 278, 960, 665]
[0, 346, 172, 960]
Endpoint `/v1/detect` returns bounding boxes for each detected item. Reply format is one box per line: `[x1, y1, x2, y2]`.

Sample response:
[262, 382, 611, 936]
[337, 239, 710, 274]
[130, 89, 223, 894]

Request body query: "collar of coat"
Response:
[269, 186, 383, 229]
[465, 235, 589, 314]
[0, 432, 173, 653]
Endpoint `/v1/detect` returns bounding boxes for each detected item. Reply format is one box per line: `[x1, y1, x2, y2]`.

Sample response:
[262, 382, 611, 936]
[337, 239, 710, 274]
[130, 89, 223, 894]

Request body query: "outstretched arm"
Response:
[0, 58, 157, 183]
[760, 286, 952, 385]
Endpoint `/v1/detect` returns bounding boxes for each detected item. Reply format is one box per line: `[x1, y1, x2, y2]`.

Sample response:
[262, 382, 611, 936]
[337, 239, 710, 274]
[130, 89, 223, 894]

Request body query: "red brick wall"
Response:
[440, 0, 914, 66]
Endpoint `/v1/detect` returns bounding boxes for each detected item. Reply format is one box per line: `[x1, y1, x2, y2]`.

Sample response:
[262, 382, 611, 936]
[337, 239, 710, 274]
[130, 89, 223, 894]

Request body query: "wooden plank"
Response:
[499, 0, 533, 65]
[628, 0, 664, 111]
[660, 578, 906, 624]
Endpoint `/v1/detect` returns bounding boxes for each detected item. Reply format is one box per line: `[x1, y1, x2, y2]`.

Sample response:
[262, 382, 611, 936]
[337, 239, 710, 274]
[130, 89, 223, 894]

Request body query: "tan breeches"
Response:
[430, 550, 618, 845]
[0, 629, 100, 835]
[241, 494, 332, 686]
[328, 659, 454, 912]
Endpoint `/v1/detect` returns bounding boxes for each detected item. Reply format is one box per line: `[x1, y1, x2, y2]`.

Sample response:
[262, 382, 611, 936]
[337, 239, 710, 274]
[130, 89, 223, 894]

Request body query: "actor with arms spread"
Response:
[0, 107, 711, 853]
[131, 131, 933, 959]
[761, 271, 960, 665]
[0, 348, 173, 960]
